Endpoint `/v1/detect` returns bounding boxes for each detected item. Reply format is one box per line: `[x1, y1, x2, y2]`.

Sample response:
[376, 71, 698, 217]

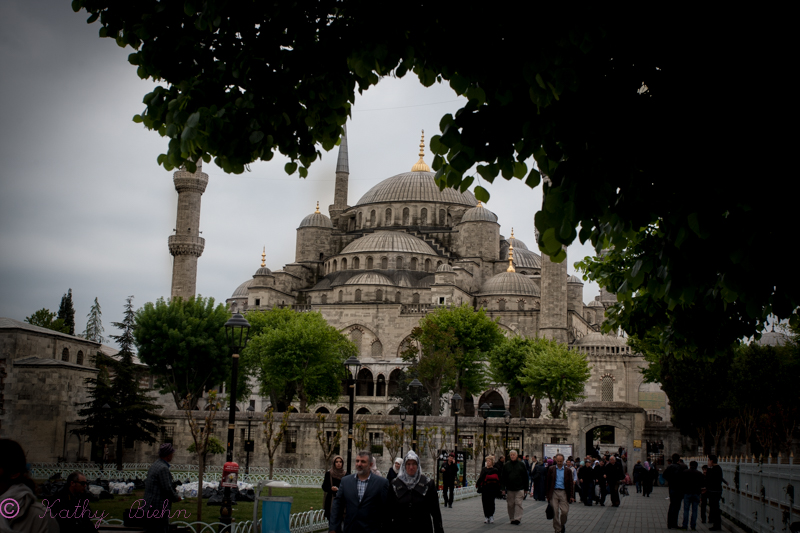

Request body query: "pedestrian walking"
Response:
[706, 455, 728, 531]
[642, 461, 654, 497]
[370, 456, 382, 476]
[440, 453, 458, 508]
[0, 439, 59, 533]
[546, 454, 575, 533]
[142, 443, 182, 533]
[500, 450, 528, 525]
[594, 459, 607, 505]
[322, 455, 345, 528]
[477, 456, 501, 524]
[387, 451, 443, 533]
[603, 455, 624, 507]
[328, 450, 390, 533]
[387, 457, 402, 483]
[533, 460, 548, 501]
[680, 460, 705, 530]
[528, 456, 539, 497]
[700, 465, 709, 523]
[577, 461, 594, 506]
[663, 453, 688, 530]
[51, 471, 96, 533]
[633, 460, 645, 493]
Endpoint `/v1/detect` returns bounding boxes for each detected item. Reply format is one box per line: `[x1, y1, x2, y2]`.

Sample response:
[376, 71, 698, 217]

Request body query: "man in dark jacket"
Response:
[577, 462, 594, 506]
[533, 461, 548, 501]
[142, 443, 182, 533]
[603, 455, 624, 507]
[51, 471, 96, 533]
[594, 459, 607, 505]
[706, 455, 728, 531]
[439, 454, 458, 508]
[663, 453, 688, 529]
[546, 454, 575, 533]
[680, 461, 705, 530]
[501, 450, 529, 525]
[329, 450, 390, 533]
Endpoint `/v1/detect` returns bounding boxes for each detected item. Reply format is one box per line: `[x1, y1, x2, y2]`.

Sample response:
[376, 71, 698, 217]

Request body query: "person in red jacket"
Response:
[546, 454, 575, 533]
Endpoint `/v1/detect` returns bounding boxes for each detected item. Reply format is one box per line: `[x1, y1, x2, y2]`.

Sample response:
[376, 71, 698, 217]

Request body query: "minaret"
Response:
[168, 160, 208, 300]
[537, 179, 569, 343]
[328, 124, 349, 226]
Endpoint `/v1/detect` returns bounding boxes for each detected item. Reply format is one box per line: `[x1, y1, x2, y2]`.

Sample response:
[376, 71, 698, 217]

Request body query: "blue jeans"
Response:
[683, 493, 700, 528]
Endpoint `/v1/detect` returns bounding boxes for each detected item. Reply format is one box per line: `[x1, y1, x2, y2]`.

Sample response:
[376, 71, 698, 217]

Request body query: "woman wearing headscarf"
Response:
[370, 456, 382, 476]
[477, 456, 501, 523]
[387, 457, 402, 482]
[642, 461, 654, 497]
[387, 451, 444, 533]
[0, 439, 59, 533]
[322, 455, 345, 528]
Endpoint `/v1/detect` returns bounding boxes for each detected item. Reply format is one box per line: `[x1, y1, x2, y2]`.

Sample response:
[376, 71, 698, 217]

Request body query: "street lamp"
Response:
[344, 355, 361, 474]
[100, 403, 111, 471]
[519, 417, 527, 458]
[409, 379, 423, 452]
[399, 407, 408, 458]
[479, 402, 491, 465]
[245, 404, 255, 481]
[219, 312, 251, 530]
[451, 393, 463, 487]
[503, 410, 512, 457]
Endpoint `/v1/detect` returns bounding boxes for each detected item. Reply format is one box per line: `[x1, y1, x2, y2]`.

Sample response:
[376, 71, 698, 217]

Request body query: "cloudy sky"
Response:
[0, 1, 600, 342]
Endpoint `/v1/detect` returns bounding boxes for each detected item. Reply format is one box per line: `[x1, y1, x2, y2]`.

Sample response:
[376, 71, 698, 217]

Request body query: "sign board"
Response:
[543, 444, 574, 460]
[222, 461, 239, 488]
[633, 439, 642, 448]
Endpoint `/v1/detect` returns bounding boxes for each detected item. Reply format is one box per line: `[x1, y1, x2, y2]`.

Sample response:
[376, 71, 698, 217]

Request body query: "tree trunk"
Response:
[533, 397, 542, 418]
[268, 459, 274, 497]
[116, 435, 124, 470]
[196, 453, 204, 522]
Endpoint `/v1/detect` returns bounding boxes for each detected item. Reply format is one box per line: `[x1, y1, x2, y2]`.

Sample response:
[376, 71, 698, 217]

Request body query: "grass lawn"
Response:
[40, 487, 324, 524]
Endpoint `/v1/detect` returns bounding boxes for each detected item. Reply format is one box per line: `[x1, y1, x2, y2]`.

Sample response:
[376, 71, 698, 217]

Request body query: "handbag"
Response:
[545, 502, 554, 520]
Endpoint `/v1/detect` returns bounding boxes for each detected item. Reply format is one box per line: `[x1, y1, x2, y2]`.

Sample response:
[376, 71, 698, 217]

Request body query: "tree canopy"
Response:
[25, 308, 69, 334]
[242, 308, 355, 412]
[134, 295, 231, 409]
[519, 338, 591, 419]
[488, 336, 536, 418]
[72, 2, 796, 357]
[58, 289, 76, 336]
[82, 297, 105, 343]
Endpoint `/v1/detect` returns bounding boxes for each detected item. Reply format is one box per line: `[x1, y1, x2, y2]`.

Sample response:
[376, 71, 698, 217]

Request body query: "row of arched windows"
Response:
[319, 290, 421, 304]
[348, 207, 452, 231]
[61, 347, 84, 365]
[341, 368, 404, 397]
[325, 256, 443, 274]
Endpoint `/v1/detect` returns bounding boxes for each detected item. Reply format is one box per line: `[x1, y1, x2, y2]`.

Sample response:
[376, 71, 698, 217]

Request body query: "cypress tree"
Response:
[82, 297, 105, 343]
[57, 288, 76, 335]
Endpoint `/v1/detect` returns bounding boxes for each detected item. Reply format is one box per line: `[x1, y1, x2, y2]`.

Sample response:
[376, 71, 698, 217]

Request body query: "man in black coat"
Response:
[329, 451, 390, 533]
[440, 454, 458, 508]
[50, 471, 96, 533]
[663, 453, 688, 529]
[705, 455, 728, 531]
[680, 460, 705, 530]
[603, 455, 624, 507]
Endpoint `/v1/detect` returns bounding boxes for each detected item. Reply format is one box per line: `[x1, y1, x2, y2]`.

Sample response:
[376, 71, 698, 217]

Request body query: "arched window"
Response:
[338, 290, 343, 303]
[412, 293, 420, 304]
[321, 294, 328, 304]
[61, 347, 69, 362]
[388, 369, 403, 395]
[76, 350, 84, 365]
[357, 212, 362, 228]
[353, 257, 360, 269]
[376, 374, 387, 396]
[333, 259, 338, 271]
[355, 289, 362, 302]
[420, 208, 427, 225]
[376, 289, 383, 301]
[402, 208, 410, 225]
[410, 258, 418, 270]
[356, 407, 371, 415]
[341, 258, 347, 270]
[395, 291, 401, 303]
[436, 260, 442, 269]
[425, 259, 432, 272]
[381, 257, 388, 269]
[385, 208, 392, 225]
[356, 368, 373, 396]
[350, 328, 363, 353]
[518, 299, 525, 311]
[315, 406, 330, 414]
[601, 375, 614, 402]
[498, 299, 506, 311]
[366, 256, 373, 269]
[320, 252, 324, 261]
[396, 257, 403, 270]
[371, 340, 383, 358]
[370, 210, 376, 226]
[439, 209, 445, 225]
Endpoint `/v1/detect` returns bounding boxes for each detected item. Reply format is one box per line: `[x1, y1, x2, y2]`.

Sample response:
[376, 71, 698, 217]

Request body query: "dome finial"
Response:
[477, 200, 482, 207]
[511, 227, 515, 239]
[315, 201, 320, 214]
[507, 242, 516, 272]
[261, 246, 266, 268]
[411, 130, 431, 172]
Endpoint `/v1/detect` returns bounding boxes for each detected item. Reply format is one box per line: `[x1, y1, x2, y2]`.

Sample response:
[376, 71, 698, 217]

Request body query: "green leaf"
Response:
[86, 13, 99, 23]
[459, 176, 474, 193]
[187, 112, 200, 128]
[535, 73, 546, 89]
[132, 115, 143, 124]
[513, 161, 527, 179]
[249, 131, 265, 144]
[285, 162, 297, 175]
[430, 135, 447, 155]
[449, 73, 468, 95]
[474, 186, 490, 203]
[687, 213, 701, 236]
[525, 168, 541, 188]
[71, 0, 81, 12]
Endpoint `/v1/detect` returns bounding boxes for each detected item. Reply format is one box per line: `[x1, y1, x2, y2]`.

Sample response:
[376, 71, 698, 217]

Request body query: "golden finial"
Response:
[411, 130, 431, 172]
[315, 201, 320, 214]
[477, 200, 482, 207]
[511, 227, 515, 240]
[507, 242, 516, 273]
[261, 247, 266, 268]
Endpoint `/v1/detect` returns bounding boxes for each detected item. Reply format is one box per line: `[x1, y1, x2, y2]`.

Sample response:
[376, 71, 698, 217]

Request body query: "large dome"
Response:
[340, 231, 438, 255]
[231, 279, 253, 298]
[345, 273, 396, 286]
[355, 171, 478, 207]
[501, 246, 541, 269]
[479, 271, 541, 296]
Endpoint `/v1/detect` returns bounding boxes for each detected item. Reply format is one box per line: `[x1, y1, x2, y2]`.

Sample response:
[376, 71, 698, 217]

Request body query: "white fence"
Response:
[690, 456, 800, 533]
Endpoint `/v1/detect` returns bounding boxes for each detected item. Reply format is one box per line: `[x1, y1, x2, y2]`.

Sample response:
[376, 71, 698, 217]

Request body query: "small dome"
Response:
[340, 231, 438, 255]
[508, 236, 528, 250]
[479, 271, 540, 296]
[460, 205, 498, 223]
[757, 330, 791, 347]
[345, 272, 395, 286]
[436, 263, 454, 272]
[299, 212, 333, 229]
[231, 279, 253, 298]
[567, 275, 584, 285]
[254, 266, 272, 276]
[573, 331, 628, 347]
[587, 300, 604, 308]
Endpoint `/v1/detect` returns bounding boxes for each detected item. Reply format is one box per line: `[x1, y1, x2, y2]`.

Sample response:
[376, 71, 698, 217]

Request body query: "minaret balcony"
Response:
[168, 235, 205, 257]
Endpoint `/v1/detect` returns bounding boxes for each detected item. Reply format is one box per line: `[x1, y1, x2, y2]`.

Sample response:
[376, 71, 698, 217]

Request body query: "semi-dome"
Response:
[345, 272, 396, 286]
[340, 231, 438, 255]
[512, 248, 541, 269]
[479, 271, 541, 296]
[299, 211, 333, 229]
[567, 275, 584, 284]
[355, 172, 478, 207]
[587, 299, 604, 308]
[436, 263, 454, 272]
[231, 279, 253, 298]
[508, 237, 528, 250]
[254, 266, 272, 276]
[460, 204, 498, 223]
[573, 331, 628, 347]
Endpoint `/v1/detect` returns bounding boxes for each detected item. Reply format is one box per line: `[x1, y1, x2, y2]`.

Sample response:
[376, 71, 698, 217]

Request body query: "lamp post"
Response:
[344, 356, 361, 475]
[519, 417, 527, 458]
[479, 402, 491, 465]
[503, 410, 512, 457]
[100, 403, 110, 471]
[409, 379, 423, 451]
[399, 407, 408, 458]
[245, 404, 254, 481]
[219, 312, 251, 530]
[451, 393, 463, 487]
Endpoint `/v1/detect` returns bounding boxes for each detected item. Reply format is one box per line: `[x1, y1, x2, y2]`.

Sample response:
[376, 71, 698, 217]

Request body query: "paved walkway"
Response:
[441, 487, 735, 533]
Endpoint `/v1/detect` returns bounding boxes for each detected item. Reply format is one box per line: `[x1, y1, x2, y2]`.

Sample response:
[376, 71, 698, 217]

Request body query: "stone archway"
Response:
[568, 402, 646, 466]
